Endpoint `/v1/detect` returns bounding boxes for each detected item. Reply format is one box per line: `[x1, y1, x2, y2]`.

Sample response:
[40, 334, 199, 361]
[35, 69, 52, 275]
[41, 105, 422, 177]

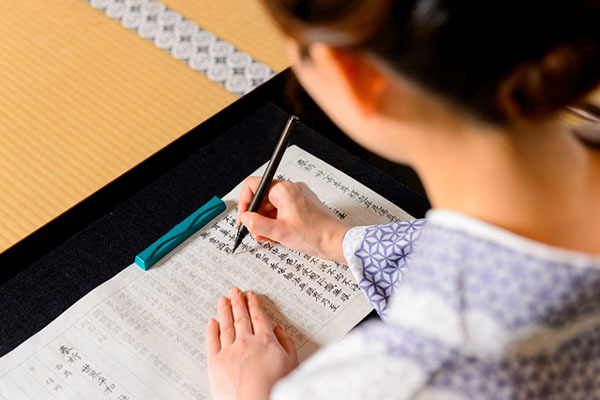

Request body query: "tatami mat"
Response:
[0, 0, 288, 252]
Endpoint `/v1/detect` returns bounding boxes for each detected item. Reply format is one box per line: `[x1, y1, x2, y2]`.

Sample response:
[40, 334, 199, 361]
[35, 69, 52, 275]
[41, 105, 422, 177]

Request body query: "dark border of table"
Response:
[0, 68, 427, 285]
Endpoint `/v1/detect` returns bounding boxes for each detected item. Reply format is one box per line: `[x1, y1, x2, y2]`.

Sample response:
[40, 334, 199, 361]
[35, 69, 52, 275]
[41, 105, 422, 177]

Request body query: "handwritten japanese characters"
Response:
[0, 146, 410, 400]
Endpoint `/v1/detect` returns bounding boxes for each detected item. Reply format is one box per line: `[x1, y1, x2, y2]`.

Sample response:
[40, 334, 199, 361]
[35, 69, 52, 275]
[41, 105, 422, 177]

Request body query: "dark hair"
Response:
[262, 0, 600, 124]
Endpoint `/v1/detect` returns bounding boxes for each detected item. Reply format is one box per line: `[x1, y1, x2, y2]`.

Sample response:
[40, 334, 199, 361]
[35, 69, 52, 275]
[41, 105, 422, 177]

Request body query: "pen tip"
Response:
[231, 233, 243, 254]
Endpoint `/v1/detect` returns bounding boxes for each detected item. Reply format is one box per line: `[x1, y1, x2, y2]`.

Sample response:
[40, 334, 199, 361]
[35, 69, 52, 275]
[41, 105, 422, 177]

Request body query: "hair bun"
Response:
[498, 40, 600, 120]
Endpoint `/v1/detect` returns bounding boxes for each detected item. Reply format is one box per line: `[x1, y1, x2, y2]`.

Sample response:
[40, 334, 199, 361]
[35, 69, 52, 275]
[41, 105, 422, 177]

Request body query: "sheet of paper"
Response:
[0, 145, 413, 400]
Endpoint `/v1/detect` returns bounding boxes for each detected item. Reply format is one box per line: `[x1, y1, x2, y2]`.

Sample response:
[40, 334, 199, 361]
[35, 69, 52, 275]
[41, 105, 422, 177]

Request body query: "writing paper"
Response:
[0, 145, 412, 400]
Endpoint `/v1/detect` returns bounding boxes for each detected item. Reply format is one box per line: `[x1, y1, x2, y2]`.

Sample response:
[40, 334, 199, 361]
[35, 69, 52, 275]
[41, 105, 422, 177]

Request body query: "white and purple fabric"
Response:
[273, 210, 600, 399]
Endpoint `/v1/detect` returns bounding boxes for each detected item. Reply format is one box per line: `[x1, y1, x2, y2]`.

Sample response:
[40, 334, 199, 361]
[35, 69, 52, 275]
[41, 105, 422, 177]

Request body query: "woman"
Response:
[205, 0, 600, 399]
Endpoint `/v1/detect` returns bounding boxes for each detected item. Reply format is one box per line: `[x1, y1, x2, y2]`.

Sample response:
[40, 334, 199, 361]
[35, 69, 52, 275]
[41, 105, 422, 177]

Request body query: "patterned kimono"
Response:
[272, 210, 600, 399]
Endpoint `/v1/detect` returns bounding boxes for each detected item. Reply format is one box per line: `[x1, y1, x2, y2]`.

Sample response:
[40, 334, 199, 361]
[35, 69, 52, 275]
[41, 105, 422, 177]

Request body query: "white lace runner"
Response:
[84, 0, 275, 95]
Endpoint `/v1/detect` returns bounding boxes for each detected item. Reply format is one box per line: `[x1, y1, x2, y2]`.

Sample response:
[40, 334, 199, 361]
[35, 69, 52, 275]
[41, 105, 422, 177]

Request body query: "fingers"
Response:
[265, 180, 300, 210]
[237, 177, 279, 224]
[229, 287, 253, 336]
[274, 324, 297, 357]
[246, 291, 273, 336]
[217, 296, 235, 346]
[297, 181, 320, 200]
[205, 318, 220, 358]
[238, 177, 259, 219]
[254, 235, 276, 244]
[238, 179, 310, 220]
[212, 289, 293, 362]
[259, 199, 276, 215]
[241, 212, 285, 243]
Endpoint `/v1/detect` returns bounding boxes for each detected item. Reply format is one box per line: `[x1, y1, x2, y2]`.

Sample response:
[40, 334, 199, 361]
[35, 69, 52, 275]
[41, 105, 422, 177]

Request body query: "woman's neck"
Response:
[411, 117, 600, 254]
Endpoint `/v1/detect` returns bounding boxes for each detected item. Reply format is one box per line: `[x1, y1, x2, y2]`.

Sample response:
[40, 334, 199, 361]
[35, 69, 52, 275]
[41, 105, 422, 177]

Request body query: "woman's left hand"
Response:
[206, 287, 298, 400]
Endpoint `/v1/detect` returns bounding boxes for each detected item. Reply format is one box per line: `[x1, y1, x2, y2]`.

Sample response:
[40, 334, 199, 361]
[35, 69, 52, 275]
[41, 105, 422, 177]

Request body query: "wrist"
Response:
[320, 222, 350, 264]
[237, 387, 270, 400]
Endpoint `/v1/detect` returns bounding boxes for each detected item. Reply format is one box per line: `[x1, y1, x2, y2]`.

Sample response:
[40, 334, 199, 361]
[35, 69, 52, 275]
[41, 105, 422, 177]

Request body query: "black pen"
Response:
[231, 115, 299, 253]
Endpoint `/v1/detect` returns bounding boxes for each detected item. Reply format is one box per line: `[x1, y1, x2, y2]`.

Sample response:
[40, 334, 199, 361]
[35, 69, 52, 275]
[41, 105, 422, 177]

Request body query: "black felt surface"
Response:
[0, 103, 429, 356]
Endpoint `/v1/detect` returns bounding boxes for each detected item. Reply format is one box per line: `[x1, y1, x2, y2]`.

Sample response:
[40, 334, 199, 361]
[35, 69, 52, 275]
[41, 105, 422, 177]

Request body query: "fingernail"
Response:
[218, 296, 227, 306]
[230, 287, 241, 297]
[247, 291, 255, 298]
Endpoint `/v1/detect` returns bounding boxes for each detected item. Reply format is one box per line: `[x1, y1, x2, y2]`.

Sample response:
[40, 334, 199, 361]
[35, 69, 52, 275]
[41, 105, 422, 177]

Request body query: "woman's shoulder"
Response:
[423, 209, 600, 268]
[386, 209, 600, 362]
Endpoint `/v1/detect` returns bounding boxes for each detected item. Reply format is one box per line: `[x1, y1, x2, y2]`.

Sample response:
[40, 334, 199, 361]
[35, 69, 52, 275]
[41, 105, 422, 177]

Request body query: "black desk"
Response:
[0, 69, 429, 356]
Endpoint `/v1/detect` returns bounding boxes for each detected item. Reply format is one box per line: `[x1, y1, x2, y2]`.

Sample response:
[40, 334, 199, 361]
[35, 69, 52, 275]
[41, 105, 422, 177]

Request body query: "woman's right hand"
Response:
[237, 177, 350, 264]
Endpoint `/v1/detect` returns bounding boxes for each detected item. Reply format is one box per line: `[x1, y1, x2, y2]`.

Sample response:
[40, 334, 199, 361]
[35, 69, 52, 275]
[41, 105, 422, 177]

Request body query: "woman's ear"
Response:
[310, 44, 388, 118]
